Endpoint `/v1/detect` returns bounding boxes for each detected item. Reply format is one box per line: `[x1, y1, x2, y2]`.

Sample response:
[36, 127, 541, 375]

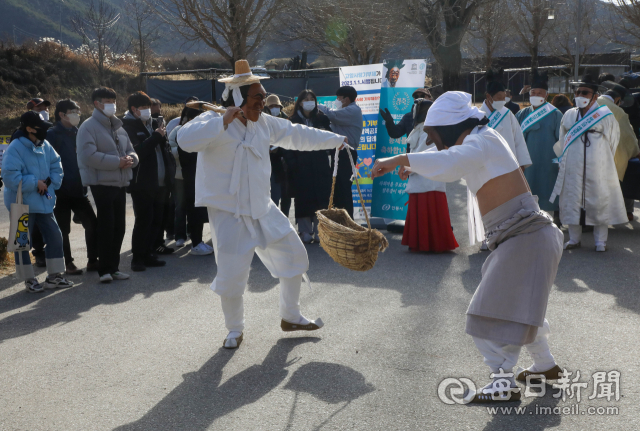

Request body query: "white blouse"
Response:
[407, 126, 520, 194]
[480, 102, 532, 168]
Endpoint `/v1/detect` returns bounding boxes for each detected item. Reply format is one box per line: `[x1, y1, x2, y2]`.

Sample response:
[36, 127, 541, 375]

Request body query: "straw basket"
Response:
[316, 148, 388, 272]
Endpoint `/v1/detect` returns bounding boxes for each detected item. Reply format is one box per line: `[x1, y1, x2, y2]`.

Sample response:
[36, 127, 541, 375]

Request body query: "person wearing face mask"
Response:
[264, 95, 293, 217]
[27, 98, 52, 122]
[504, 90, 520, 115]
[46, 99, 99, 275]
[515, 71, 564, 224]
[476, 70, 532, 249]
[480, 70, 532, 171]
[317, 86, 362, 218]
[2, 111, 74, 293]
[122, 91, 175, 271]
[285, 90, 334, 243]
[550, 75, 626, 252]
[77, 87, 139, 283]
[596, 81, 640, 222]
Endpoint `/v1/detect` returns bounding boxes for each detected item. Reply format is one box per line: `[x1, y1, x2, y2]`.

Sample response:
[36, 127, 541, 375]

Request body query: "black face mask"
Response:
[33, 127, 48, 142]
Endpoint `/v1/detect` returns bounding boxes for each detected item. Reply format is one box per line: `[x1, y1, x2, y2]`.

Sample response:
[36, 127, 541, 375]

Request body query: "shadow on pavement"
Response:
[113, 337, 345, 431]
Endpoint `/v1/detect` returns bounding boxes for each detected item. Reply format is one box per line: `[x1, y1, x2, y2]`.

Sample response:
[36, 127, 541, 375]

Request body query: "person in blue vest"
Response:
[516, 71, 564, 225]
[2, 111, 73, 293]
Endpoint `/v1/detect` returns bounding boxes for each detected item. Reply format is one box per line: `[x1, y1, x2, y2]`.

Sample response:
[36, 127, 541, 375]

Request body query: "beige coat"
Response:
[597, 96, 640, 181]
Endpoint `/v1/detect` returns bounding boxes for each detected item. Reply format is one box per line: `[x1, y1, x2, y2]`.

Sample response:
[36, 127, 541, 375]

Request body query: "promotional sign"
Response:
[338, 64, 383, 219]
[372, 59, 427, 220]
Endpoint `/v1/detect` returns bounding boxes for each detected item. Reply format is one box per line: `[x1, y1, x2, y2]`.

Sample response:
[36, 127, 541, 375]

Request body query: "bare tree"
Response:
[71, 0, 126, 84]
[601, 0, 640, 47]
[151, 0, 285, 66]
[466, 0, 508, 70]
[508, 0, 554, 70]
[280, 0, 404, 66]
[549, 0, 601, 73]
[401, 0, 488, 91]
[125, 0, 160, 74]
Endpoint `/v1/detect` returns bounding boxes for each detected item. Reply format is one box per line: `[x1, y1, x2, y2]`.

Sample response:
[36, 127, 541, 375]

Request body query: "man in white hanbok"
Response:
[550, 75, 626, 252]
[177, 61, 347, 349]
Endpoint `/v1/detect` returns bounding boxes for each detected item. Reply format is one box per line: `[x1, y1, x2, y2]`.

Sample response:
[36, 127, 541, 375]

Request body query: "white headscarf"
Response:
[222, 83, 245, 107]
[424, 91, 486, 127]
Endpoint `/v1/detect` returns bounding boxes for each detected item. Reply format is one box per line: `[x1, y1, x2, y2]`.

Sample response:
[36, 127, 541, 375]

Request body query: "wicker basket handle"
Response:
[328, 147, 371, 230]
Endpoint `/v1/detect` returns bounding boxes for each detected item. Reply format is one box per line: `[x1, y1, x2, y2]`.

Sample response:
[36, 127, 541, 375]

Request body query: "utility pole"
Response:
[574, 0, 581, 81]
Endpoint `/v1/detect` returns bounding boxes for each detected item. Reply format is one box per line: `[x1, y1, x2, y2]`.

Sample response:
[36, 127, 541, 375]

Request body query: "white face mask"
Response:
[302, 101, 316, 111]
[505, 97, 511, 103]
[575, 97, 591, 109]
[491, 100, 506, 110]
[270, 107, 281, 116]
[39, 111, 49, 121]
[102, 103, 116, 117]
[138, 108, 151, 121]
[530, 96, 546, 107]
[66, 113, 80, 127]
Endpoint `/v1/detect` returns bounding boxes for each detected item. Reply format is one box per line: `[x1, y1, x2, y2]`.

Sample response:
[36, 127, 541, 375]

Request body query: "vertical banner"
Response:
[339, 64, 383, 219]
[372, 59, 428, 220]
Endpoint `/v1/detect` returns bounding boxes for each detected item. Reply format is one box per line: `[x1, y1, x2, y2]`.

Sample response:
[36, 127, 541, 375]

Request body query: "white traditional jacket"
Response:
[405, 126, 446, 194]
[480, 102, 532, 168]
[177, 111, 345, 222]
[551, 104, 627, 226]
[408, 126, 520, 245]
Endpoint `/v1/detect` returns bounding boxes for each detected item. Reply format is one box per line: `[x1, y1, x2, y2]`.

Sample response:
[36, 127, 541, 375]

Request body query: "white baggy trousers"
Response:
[473, 319, 556, 378]
[208, 207, 310, 332]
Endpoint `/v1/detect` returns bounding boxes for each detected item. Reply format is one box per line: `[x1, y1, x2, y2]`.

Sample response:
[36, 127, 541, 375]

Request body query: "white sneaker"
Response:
[301, 232, 313, 244]
[595, 244, 607, 252]
[100, 274, 113, 283]
[111, 271, 130, 280]
[175, 239, 186, 248]
[191, 242, 213, 256]
[203, 242, 214, 252]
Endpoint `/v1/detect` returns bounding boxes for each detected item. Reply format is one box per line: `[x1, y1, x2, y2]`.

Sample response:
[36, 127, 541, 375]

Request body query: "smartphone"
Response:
[156, 116, 164, 127]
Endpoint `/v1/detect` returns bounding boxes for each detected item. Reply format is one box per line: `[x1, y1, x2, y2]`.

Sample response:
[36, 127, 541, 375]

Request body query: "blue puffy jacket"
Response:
[2, 131, 63, 213]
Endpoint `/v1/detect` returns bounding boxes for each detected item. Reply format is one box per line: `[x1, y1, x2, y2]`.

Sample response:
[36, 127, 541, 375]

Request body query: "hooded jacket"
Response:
[2, 132, 63, 213]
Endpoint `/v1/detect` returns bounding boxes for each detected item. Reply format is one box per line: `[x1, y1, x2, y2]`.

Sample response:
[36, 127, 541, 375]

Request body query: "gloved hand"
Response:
[379, 108, 394, 125]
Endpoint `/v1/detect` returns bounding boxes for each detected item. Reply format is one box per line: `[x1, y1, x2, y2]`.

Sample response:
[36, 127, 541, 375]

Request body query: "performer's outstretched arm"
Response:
[176, 111, 225, 153]
[264, 115, 346, 151]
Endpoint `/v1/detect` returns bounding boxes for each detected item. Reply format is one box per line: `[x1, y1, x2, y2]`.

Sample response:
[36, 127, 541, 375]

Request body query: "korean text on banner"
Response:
[339, 64, 383, 220]
[372, 59, 428, 220]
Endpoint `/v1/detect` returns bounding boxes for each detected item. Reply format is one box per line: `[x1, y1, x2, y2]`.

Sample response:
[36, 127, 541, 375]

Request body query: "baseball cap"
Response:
[20, 110, 53, 130]
[26, 98, 51, 110]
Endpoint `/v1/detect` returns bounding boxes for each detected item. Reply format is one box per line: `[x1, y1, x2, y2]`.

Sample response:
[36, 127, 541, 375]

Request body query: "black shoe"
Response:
[34, 254, 46, 268]
[156, 245, 175, 255]
[143, 258, 166, 267]
[86, 260, 100, 272]
[131, 261, 147, 272]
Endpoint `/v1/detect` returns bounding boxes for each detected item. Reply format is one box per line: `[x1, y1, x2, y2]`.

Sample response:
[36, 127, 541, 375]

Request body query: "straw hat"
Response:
[265, 94, 283, 108]
[219, 60, 269, 107]
[219, 60, 269, 84]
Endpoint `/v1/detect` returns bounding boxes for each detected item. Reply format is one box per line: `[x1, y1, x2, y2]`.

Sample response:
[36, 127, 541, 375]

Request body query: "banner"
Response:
[372, 59, 428, 220]
[339, 64, 383, 219]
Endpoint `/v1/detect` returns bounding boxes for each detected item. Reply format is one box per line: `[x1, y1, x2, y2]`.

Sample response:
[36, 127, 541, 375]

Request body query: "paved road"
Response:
[1, 180, 639, 431]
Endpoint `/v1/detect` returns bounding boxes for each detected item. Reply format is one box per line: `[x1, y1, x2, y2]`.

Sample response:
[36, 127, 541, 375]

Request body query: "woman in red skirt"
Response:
[401, 99, 459, 252]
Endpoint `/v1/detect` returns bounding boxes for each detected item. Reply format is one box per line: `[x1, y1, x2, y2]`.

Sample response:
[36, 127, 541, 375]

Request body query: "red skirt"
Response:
[402, 192, 459, 252]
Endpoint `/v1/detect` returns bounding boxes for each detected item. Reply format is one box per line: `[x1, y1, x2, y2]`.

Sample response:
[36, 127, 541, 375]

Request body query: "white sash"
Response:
[552, 105, 613, 164]
[520, 102, 557, 133]
[487, 108, 509, 130]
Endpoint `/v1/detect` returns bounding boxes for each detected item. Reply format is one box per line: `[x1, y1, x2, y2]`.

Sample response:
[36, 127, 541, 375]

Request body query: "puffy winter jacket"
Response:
[2, 132, 63, 213]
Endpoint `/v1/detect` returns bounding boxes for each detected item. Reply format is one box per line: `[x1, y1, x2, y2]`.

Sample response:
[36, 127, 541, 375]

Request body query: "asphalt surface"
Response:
[1, 179, 639, 431]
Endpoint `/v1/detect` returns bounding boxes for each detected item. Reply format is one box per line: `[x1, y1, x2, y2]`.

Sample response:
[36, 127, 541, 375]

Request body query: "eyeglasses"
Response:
[575, 90, 593, 97]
